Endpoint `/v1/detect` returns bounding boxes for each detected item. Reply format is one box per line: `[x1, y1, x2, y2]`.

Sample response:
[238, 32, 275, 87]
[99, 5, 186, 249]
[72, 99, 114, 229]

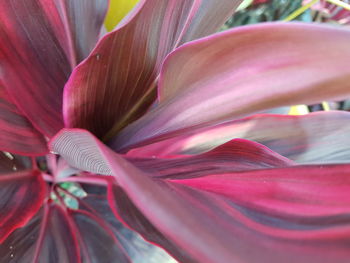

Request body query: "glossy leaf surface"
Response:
[60, 0, 109, 63]
[50, 129, 350, 262]
[130, 138, 294, 179]
[70, 210, 131, 263]
[0, 86, 47, 155]
[130, 111, 350, 163]
[0, 170, 45, 243]
[112, 22, 350, 150]
[0, 0, 70, 136]
[108, 184, 196, 262]
[64, 0, 242, 139]
[0, 0, 108, 137]
[0, 204, 81, 263]
[35, 204, 80, 263]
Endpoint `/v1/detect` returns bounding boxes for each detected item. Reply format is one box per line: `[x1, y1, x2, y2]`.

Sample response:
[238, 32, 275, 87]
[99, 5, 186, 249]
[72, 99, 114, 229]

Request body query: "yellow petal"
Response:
[104, 0, 139, 32]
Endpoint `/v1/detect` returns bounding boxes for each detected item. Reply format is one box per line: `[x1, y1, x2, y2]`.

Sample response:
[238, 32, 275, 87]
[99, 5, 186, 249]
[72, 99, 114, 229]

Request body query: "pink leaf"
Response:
[130, 138, 294, 179]
[63, 0, 242, 139]
[50, 129, 350, 262]
[108, 149, 350, 262]
[111, 22, 350, 150]
[131, 111, 350, 164]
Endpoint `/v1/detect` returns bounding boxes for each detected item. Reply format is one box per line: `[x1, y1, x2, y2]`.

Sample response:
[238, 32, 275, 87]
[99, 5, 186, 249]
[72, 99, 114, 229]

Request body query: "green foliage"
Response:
[224, 0, 312, 28]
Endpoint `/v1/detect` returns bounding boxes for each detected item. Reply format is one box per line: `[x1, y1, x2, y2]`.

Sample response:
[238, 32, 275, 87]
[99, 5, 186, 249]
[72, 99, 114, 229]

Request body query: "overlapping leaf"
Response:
[0, 204, 80, 263]
[129, 111, 350, 164]
[130, 139, 293, 179]
[59, 0, 109, 63]
[80, 186, 175, 263]
[104, 0, 140, 31]
[64, 0, 242, 139]
[70, 209, 131, 263]
[0, 86, 47, 155]
[111, 22, 350, 151]
[0, 170, 45, 243]
[108, 184, 196, 262]
[1, 188, 158, 263]
[50, 129, 350, 262]
[0, 0, 108, 137]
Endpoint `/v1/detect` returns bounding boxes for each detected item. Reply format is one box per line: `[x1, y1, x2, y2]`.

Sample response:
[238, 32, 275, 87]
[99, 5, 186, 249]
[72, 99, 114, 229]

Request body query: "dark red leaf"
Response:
[0, 0, 108, 137]
[0, 86, 47, 155]
[108, 184, 196, 262]
[0, 170, 46, 243]
[80, 185, 176, 262]
[63, 0, 242, 139]
[35, 204, 80, 263]
[0, 0, 70, 136]
[70, 209, 132, 263]
[50, 129, 350, 262]
[0, 203, 81, 262]
[0, 209, 42, 261]
[129, 111, 350, 164]
[130, 138, 294, 179]
[0, 153, 31, 174]
[111, 23, 350, 151]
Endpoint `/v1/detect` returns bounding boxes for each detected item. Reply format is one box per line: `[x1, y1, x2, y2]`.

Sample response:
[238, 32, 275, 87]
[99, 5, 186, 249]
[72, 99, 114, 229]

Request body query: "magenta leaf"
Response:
[111, 22, 350, 150]
[0, 0, 69, 136]
[130, 138, 294, 179]
[0, 0, 108, 137]
[80, 185, 175, 262]
[70, 209, 132, 263]
[0, 169, 46, 243]
[131, 111, 350, 163]
[174, 164, 350, 217]
[34, 204, 80, 263]
[105, 158, 350, 263]
[0, 209, 42, 261]
[108, 184, 196, 262]
[106, 150, 350, 262]
[0, 203, 80, 262]
[50, 129, 350, 262]
[1, 180, 172, 262]
[0, 86, 47, 155]
[57, 0, 109, 63]
[50, 130, 293, 177]
[63, 0, 242, 139]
